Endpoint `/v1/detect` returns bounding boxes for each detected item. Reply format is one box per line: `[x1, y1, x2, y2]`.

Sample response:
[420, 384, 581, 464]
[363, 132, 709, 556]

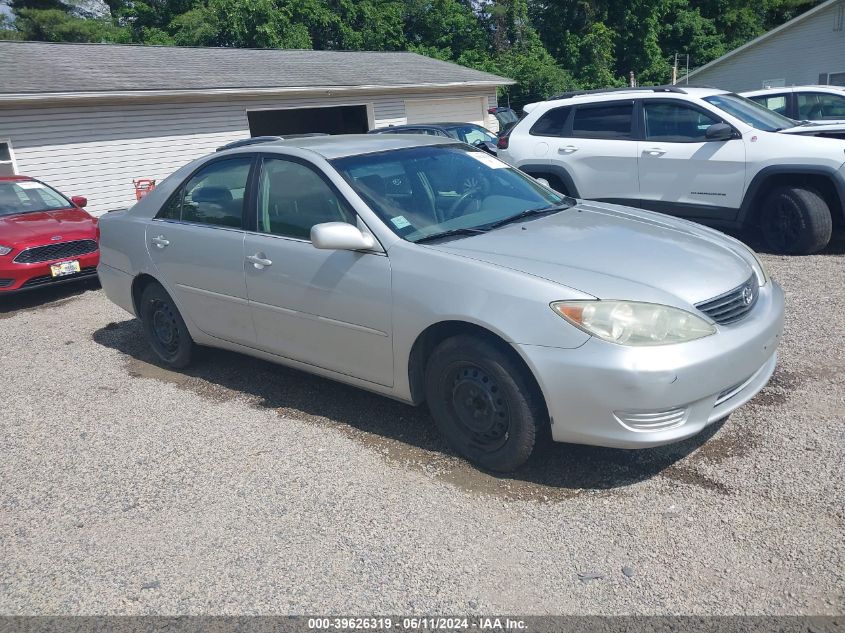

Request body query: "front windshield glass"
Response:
[332, 145, 566, 243]
[444, 124, 497, 145]
[703, 93, 798, 131]
[0, 180, 73, 217]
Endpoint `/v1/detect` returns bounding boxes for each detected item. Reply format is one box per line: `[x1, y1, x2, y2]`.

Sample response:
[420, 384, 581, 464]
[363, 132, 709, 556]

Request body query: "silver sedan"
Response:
[98, 135, 784, 471]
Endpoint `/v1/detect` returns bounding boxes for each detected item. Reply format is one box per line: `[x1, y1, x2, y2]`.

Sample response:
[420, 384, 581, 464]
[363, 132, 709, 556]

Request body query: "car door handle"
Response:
[246, 253, 273, 269]
[644, 148, 666, 156]
[151, 235, 169, 248]
[558, 145, 579, 154]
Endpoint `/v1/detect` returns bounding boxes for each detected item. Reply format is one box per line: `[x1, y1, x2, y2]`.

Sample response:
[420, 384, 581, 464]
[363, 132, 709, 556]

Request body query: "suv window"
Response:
[257, 158, 356, 240]
[571, 102, 634, 139]
[530, 106, 571, 137]
[158, 157, 251, 228]
[748, 93, 789, 116]
[644, 102, 721, 142]
[797, 92, 845, 120]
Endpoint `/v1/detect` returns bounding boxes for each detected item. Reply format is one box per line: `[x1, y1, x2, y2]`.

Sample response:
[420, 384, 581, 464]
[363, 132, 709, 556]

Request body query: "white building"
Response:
[0, 41, 512, 214]
[684, 0, 845, 91]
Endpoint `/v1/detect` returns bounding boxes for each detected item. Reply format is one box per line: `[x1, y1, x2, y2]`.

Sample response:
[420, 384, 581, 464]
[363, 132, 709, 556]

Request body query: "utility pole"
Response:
[672, 53, 678, 85]
[629, 71, 636, 87]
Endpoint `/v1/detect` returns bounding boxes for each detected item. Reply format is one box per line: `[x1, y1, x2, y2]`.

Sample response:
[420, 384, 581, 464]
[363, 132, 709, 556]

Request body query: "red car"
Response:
[0, 176, 99, 293]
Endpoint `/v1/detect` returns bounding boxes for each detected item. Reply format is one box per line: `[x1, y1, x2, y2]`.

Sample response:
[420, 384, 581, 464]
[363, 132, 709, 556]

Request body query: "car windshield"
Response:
[0, 180, 73, 217]
[443, 124, 497, 144]
[332, 144, 567, 243]
[703, 93, 798, 131]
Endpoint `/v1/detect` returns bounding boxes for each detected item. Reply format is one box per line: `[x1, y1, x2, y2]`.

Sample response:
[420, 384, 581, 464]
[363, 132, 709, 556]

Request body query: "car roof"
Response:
[235, 133, 458, 160]
[742, 85, 845, 96]
[540, 85, 729, 107]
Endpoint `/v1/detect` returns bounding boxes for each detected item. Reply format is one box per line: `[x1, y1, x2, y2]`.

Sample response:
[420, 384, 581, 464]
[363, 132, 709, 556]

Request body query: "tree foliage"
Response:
[2, 0, 824, 104]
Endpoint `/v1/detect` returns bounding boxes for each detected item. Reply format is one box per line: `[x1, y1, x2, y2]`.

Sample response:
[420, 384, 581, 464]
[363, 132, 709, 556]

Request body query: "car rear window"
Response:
[0, 180, 73, 217]
[571, 102, 634, 139]
[530, 106, 571, 137]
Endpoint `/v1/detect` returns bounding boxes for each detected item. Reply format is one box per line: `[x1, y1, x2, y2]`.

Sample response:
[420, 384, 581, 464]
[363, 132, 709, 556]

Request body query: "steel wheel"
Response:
[445, 361, 511, 452]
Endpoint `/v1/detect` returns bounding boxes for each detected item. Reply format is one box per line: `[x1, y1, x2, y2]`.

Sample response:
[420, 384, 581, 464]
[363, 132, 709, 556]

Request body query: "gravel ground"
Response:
[0, 238, 843, 616]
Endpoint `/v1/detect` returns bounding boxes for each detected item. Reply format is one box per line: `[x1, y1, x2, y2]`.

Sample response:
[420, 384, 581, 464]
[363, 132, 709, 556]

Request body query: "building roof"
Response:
[0, 41, 512, 101]
[685, 0, 840, 80]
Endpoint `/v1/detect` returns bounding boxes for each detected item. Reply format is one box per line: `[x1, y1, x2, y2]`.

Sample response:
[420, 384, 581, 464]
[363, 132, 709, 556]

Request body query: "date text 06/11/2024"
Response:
[307, 617, 528, 630]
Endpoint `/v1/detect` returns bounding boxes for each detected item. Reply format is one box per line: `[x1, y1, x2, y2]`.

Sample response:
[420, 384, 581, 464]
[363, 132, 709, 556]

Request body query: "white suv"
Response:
[742, 85, 845, 125]
[499, 86, 845, 254]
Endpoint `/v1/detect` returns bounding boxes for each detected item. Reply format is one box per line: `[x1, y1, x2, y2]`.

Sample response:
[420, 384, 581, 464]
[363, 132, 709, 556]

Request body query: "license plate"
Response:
[50, 260, 81, 277]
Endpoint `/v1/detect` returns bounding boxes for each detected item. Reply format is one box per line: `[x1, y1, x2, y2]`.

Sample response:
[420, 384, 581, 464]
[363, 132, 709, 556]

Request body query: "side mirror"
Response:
[311, 222, 375, 251]
[70, 195, 88, 207]
[705, 123, 734, 141]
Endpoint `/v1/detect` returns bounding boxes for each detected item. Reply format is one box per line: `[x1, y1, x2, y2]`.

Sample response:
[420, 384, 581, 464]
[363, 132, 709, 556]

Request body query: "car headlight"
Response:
[551, 300, 716, 346]
[0, 246, 12, 256]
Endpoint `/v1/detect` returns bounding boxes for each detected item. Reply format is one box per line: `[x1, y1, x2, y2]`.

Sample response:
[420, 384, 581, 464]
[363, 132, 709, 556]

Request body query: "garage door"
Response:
[405, 97, 486, 127]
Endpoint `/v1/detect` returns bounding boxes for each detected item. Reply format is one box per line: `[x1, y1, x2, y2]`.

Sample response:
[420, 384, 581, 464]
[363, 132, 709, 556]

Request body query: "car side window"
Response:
[157, 157, 252, 228]
[571, 103, 634, 139]
[797, 92, 845, 120]
[748, 94, 788, 116]
[530, 106, 571, 137]
[643, 102, 721, 142]
[257, 158, 356, 240]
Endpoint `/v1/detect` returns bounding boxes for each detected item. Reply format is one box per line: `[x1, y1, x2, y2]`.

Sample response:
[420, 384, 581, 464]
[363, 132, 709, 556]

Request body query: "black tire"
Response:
[760, 186, 832, 255]
[424, 334, 547, 472]
[139, 282, 194, 368]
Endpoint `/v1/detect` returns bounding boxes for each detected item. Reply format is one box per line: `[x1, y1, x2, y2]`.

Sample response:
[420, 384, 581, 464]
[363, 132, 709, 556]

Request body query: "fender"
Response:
[739, 164, 845, 225]
[518, 163, 581, 198]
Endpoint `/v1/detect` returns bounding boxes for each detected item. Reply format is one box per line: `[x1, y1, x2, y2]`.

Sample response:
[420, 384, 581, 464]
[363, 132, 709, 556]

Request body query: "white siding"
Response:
[689, 0, 845, 91]
[0, 88, 498, 215]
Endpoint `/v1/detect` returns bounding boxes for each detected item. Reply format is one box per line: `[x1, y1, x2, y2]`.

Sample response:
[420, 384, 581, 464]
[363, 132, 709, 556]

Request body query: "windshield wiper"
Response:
[414, 227, 489, 243]
[482, 201, 573, 230]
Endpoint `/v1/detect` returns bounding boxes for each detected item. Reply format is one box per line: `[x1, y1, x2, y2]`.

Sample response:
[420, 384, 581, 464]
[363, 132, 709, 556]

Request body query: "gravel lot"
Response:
[1, 237, 843, 615]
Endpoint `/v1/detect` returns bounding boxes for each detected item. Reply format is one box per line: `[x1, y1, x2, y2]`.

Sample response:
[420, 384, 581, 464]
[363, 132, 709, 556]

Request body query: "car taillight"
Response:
[497, 134, 510, 150]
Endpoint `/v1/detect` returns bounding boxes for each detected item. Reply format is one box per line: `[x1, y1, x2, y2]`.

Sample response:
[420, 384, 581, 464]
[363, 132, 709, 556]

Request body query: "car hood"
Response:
[0, 208, 96, 244]
[427, 201, 754, 306]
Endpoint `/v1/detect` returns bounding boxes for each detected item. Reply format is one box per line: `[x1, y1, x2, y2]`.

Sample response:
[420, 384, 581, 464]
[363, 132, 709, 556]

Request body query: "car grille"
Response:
[20, 266, 98, 289]
[13, 239, 98, 264]
[695, 275, 758, 325]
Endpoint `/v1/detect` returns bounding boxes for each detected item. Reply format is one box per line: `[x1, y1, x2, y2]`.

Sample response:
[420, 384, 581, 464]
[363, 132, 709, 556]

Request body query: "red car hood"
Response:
[0, 208, 97, 245]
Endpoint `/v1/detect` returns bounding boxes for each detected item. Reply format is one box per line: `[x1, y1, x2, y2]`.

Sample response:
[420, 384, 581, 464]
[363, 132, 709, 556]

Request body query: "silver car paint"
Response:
[98, 135, 784, 449]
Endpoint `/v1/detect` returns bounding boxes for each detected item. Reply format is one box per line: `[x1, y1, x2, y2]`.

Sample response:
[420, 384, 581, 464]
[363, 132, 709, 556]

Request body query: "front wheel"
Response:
[760, 186, 832, 255]
[424, 335, 547, 472]
[139, 282, 194, 368]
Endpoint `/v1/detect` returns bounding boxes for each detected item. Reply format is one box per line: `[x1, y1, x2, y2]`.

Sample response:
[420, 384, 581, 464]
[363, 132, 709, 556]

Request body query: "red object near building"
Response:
[133, 179, 156, 201]
[0, 176, 99, 293]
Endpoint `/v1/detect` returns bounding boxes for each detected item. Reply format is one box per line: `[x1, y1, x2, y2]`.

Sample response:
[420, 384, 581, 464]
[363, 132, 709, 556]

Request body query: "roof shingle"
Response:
[0, 41, 511, 95]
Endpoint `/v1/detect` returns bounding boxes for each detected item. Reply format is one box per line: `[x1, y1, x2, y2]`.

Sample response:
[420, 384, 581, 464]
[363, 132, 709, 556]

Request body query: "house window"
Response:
[828, 71, 845, 87]
[0, 140, 17, 177]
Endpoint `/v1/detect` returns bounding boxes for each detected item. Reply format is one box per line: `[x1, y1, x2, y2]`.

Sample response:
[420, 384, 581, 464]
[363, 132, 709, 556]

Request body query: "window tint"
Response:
[797, 92, 845, 120]
[748, 94, 788, 116]
[572, 103, 633, 139]
[644, 102, 721, 142]
[157, 158, 251, 227]
[530, 107, 571, 137]
[257, 158, 355, 240]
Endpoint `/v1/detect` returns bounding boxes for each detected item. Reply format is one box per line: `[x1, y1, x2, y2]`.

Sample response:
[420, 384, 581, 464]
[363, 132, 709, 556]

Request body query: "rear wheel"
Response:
[760, 186, 832, 254]
[424, 334, 547, 472]
[139, 282, 194, 368]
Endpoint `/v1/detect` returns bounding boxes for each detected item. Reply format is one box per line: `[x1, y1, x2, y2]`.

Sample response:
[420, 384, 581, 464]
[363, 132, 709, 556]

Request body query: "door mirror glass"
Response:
[705, 122, 734, 141]
[311, 222, 375, 251]
[70, 195, 88, 208]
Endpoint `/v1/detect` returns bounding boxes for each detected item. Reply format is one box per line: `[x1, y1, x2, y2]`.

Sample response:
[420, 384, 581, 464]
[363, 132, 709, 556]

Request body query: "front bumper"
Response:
[517, 281, 785, 448]
[0, 250, 100, 294]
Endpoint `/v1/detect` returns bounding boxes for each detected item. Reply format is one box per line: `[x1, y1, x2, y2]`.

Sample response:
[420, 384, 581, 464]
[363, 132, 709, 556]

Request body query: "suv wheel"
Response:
[760, 186, 832, 255]
[424, 334, 547, 472]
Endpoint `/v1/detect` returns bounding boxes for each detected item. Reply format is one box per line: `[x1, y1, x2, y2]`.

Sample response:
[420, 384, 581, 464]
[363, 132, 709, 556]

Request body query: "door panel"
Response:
[561, 101, 639, 201]
[638, 101, 746, 218]
[147, 156, 255, 345]
[244, 156, 394, 386]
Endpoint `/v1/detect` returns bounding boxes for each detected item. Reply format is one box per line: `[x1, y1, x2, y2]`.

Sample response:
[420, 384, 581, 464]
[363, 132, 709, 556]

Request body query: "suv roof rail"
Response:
[216, 136, 283, 152]
[546, 85, 687, 101]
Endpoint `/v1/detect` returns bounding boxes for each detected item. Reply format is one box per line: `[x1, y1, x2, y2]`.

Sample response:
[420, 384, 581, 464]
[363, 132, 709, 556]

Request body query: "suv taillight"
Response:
[497, 134, 510, 150]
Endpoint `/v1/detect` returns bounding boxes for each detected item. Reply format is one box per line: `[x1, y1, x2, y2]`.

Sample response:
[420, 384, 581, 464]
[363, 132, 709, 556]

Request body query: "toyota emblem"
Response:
[742, 286, 754, 305]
